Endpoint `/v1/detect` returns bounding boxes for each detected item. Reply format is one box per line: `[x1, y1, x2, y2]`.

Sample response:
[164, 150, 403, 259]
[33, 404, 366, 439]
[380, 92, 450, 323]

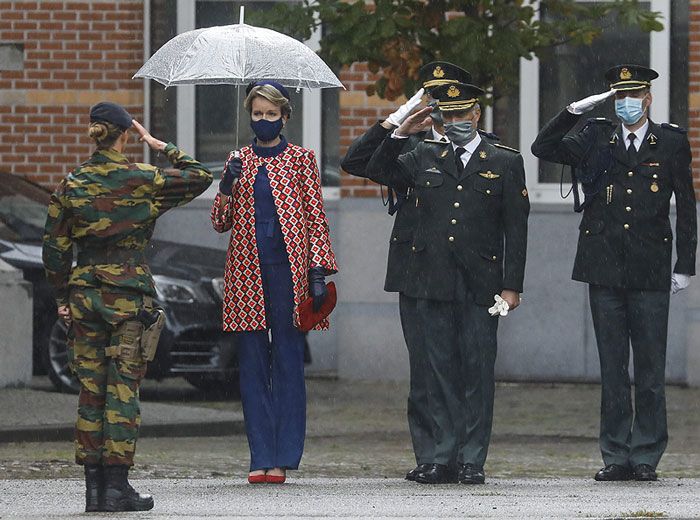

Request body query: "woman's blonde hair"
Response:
[88, 121, 124, 149]
[244, 84, 292, 118]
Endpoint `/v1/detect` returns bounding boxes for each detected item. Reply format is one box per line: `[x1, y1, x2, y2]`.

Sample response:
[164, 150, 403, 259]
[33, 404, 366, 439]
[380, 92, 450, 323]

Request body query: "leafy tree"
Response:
[249, 0, 663, 102]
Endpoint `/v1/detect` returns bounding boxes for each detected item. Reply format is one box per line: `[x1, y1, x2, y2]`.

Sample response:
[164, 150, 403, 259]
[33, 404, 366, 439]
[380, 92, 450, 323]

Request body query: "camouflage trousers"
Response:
[68, 286, 149, 466]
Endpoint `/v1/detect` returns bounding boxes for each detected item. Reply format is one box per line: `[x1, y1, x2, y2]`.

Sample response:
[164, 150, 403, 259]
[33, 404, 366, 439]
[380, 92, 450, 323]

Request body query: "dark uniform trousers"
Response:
[342, 123, 434, 465]
[366, 134, 529, 468]
[532, 108, 697, 469]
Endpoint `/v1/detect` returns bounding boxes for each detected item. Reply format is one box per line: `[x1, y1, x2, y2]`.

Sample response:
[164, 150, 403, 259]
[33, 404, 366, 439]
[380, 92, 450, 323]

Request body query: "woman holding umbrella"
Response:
[211, 81, 338, 484]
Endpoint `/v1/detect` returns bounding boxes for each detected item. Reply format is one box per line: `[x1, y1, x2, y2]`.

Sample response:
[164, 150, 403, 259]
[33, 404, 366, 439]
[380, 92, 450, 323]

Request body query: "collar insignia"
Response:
[479, 150, 487, 159]
[648, 133, 657, 145]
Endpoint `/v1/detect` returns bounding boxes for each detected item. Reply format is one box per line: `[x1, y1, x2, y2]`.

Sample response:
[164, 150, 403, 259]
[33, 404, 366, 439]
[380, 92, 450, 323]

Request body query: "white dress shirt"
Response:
[622, 119, 649, 151]
[453, 133, 482, 168]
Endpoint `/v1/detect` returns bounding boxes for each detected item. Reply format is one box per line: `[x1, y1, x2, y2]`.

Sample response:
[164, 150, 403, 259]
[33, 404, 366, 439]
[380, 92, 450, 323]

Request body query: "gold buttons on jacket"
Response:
[457, 185, 463, 191]
[627, 188, 633, 194]
[451, 219, 457, 225]
[664, 238, 669, 243]
[628, 171, 634, 177]
[585, 230, 590, 235]
[486, 189, 491, 195]
[412, 246, 416, 252]
[426, 181, 431, 186]
[453, 202, 460, 208]
[448, 236, 455, 242]
[653, 174, 658, 179]
[624, 224, 630, 230]
[625, 206, 631, 212]
[651, 182, 659, 193]
[492, 255, 497, 260]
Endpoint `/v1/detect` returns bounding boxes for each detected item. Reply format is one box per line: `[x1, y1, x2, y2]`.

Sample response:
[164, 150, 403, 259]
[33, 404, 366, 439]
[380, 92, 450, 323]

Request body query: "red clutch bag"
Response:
[298, 281, 337, 332]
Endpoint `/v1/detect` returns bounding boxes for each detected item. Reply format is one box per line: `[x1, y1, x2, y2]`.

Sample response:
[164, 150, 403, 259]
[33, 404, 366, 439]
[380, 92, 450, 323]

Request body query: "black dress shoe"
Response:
[458, 463, 485, 484]
[633, 464, 658, 481]
[414, 463, 458, 484]
[594, 464, 632, 481]
[405, 463, 431, 481]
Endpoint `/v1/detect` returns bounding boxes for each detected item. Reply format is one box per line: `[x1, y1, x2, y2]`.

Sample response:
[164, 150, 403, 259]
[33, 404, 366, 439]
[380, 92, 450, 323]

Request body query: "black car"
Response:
[0, 172, 239, 396]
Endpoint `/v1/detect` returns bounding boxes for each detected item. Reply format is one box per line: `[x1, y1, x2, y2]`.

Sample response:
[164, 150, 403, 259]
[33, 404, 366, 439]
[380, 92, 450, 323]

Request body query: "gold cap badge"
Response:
[447, 85, 460, 98]
[620, 67, 632, 80]
[433, 66, 445, 78]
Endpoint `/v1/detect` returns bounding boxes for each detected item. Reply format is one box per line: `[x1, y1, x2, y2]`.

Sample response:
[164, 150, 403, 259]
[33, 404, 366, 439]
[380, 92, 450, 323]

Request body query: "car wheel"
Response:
[44, 319, 80, 394]
[184, 372, 240, 399]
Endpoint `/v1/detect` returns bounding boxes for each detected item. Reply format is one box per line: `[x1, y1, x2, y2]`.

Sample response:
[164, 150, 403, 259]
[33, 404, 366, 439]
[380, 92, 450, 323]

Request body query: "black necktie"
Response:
[627, 133, 637, 162]
[455, 147, 466, 172]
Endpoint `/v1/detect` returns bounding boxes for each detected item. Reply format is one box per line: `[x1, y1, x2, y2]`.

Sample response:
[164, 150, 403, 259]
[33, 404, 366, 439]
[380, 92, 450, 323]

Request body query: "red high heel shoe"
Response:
[248, 473, 267, 484]
[266, 472, 286, 484]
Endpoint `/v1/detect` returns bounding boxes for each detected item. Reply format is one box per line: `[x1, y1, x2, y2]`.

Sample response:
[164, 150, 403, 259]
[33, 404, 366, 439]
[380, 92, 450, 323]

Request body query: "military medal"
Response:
[651, 182, 659, 193]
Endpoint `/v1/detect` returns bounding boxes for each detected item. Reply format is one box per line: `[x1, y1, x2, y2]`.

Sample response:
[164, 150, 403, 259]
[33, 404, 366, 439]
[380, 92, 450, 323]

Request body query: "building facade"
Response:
[1, 0, 699, 384]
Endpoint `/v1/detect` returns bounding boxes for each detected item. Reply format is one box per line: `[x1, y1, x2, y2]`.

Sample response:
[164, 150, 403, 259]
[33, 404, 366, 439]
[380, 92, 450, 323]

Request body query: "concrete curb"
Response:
[0, 420, 246, 443]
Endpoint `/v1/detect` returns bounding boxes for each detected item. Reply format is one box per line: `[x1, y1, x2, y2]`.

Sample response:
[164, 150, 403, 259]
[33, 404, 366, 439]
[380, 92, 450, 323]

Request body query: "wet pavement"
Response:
[0, 377, 699, 517]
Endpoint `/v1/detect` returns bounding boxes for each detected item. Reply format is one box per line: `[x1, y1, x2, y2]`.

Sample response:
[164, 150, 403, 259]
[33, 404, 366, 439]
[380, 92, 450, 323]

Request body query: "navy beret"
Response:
[89, 102, 133, 131]
[245, 80, 290, 100]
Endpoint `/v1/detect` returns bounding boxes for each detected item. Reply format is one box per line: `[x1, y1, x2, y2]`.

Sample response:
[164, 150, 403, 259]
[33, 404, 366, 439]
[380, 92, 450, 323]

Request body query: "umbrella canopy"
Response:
[133, 23, 344, 90]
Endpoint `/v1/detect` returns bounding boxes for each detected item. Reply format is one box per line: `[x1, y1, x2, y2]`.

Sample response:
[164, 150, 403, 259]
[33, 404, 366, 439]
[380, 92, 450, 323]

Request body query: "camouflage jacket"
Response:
[42, 144, 213, 307]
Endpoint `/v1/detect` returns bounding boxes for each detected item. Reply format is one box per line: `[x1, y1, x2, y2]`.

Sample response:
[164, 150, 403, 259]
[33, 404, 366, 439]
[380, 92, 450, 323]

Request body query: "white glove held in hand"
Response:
[671, 273, 691, 295]
[488, 294, 510, 317]
[567, 89, 616, 115]
[385, 88, 425, 127]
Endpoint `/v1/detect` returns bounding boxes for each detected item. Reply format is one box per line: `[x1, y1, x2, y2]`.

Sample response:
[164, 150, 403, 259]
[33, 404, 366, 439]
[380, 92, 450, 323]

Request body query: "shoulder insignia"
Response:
[661, 122, 687, 134]
[493, 143, 519, 153]
[585, 117, 615, 127]
[478, 130, 500, 141]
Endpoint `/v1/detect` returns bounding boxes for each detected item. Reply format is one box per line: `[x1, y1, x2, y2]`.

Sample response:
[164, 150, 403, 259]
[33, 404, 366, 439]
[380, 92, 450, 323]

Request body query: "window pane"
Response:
[670, 0, 689, 128]
[194, 1, 303, 169]
[537, 2, 651, 183]
[149, 0, 178, 167]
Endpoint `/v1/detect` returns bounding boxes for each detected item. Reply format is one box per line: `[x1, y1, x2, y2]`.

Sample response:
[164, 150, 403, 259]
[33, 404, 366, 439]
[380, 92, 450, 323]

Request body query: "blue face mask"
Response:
[250, 118, 284, 142]
[615, 96, 646, 126]
[444, 120, 476, 145]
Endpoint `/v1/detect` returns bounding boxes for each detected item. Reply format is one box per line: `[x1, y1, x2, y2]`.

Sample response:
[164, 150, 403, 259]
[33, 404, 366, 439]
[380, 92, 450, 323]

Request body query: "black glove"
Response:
[308, 267, 327, 312]
[219, 155, 242, 195]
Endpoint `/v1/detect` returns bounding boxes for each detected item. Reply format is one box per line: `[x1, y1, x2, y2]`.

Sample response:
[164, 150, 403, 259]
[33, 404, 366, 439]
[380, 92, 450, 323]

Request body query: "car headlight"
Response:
[153, 275, 213, 304]
[211, 277, 225, 301]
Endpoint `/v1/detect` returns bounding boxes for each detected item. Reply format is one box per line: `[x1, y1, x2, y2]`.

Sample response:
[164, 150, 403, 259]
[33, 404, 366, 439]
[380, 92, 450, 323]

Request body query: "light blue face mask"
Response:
[615, 96, 646, 126]
[444, 120, 476, 145]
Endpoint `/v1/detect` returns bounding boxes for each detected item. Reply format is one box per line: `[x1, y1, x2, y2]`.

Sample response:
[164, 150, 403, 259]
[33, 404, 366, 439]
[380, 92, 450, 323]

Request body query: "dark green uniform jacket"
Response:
[365, 135, 530, 305]
[43, 144, 213, 307]
[341, 122, 421, 292]
[531, 109, 697, 290]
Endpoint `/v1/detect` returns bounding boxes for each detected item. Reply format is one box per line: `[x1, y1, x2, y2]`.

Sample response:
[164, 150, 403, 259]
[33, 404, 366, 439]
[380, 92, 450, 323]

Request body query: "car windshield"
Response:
[0, 174, 50, 242]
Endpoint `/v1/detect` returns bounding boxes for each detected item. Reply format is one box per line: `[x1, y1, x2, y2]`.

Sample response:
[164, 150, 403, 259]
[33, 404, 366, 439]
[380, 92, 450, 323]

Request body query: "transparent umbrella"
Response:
[133, 8, 342, 90]
[134, 8, 342, 149]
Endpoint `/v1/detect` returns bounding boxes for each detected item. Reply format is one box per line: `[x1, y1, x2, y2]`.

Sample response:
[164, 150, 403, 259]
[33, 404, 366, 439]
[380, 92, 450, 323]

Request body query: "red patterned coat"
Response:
[211, 142, 338, 332]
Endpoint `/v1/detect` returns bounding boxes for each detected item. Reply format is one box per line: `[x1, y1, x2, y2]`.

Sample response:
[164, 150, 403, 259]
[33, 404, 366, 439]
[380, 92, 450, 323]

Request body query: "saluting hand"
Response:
[132, 120, 167, 152]
[395, 106, 433, 138]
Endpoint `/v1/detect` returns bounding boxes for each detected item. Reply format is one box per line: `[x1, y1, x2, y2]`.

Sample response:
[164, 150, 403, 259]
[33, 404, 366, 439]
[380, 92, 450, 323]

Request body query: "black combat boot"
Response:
[103, 465, 154, 512]
[84, 464, 104, 512]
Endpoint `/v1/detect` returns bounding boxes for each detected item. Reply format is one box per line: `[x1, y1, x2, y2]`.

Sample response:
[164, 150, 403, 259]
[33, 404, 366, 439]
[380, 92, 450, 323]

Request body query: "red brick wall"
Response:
[0, 1, 145, 188]
[338, 63, 394, 198]
[690, 0, 700, 198]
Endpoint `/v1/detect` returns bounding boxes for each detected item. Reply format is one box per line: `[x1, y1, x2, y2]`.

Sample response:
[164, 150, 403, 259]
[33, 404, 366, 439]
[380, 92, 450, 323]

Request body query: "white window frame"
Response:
[519, 0, 671, 204]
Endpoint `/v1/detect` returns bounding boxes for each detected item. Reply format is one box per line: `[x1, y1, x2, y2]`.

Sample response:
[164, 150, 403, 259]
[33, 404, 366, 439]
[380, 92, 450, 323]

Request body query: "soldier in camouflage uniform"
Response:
[42, 102, 212, 512]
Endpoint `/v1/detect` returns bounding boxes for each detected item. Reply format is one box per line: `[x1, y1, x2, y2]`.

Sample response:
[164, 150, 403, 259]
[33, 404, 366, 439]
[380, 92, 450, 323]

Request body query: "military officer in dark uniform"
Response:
[341, 62, 474, 482]
[365, 83, 530, 484]
[531, 64, 697, 482]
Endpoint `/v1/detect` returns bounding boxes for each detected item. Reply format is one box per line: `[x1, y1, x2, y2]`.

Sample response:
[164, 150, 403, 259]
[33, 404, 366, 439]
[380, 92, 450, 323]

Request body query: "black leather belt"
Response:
[76, 249, 146, 266]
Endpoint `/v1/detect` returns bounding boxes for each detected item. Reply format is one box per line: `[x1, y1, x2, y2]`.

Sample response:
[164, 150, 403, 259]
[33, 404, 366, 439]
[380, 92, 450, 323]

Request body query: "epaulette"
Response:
[478, 130, 500, 141]
[661, 123, 687, 134]
[423, 138, 449, 144]
[585, 117, 614, 126]
[493, 143, 519, 153]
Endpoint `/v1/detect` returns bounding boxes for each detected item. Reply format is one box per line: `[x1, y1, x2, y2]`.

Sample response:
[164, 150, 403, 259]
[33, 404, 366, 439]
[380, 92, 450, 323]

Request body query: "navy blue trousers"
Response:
[237, 262, 307, 471]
